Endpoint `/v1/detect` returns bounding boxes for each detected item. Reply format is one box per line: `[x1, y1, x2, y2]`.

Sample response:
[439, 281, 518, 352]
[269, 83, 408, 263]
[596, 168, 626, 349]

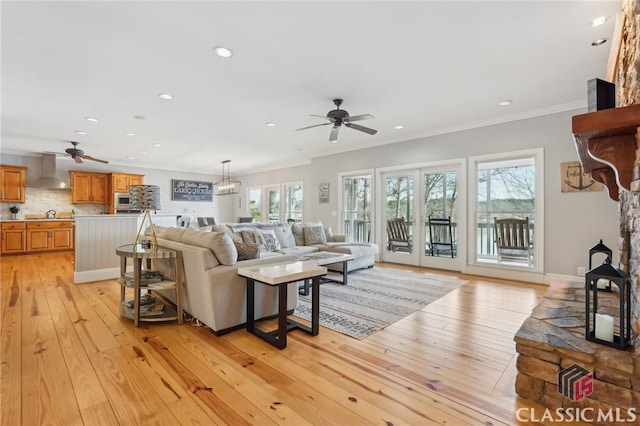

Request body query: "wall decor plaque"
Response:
[561, 161, 603, 193]
[171, 179, 213, 201]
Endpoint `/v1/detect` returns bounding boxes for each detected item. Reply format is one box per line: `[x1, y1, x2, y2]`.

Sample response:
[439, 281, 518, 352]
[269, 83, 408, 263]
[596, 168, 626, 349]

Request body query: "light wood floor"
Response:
[2, 252, 553, 425]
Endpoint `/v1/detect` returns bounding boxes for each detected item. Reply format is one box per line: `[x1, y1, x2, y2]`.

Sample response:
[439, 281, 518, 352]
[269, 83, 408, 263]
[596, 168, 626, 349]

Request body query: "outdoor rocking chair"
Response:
[494, 217, 533, 266]
[387, 217, 412, 252]
[428, 215, 456, 258]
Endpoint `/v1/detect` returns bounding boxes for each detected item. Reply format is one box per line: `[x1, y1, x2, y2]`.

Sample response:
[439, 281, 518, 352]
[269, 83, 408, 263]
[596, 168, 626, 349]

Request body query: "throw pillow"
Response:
[304, 225, 328, 245]
[241, 230, 257, 244]
[323, 226, 333, 242]
[234, 242, 260, 260]
[274, 223, 296, 248]
[292, 224, 305, 246]
[260, 229, 281, 251]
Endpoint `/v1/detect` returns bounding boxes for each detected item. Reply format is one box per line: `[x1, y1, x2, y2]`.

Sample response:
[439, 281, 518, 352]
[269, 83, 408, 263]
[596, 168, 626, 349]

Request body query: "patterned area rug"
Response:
[292, 267, 468, 339]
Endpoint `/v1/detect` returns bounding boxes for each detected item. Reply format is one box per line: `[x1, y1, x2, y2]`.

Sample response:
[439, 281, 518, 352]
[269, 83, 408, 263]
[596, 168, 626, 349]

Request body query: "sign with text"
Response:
[561, 161, 603, 193]
[171, 179, 213, 201]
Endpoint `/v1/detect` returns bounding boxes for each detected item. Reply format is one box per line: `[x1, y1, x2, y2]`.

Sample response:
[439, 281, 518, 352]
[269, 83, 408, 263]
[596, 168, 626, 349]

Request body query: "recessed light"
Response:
[138, 151, 147, 154]
[394, 125, 405, 130]
[126, 156, 135, 160]
[331, 140, 338, 144]
[133, 115, 147, 120]
[152, 143, 162, 147]
[85, 117, 98, 122]
[591, 38, 608, 46]
[591, 16, 608, 27]
[213, 46, 233, 58]
[124, 132, 136, 136]
[265, 122, 276, 127]
[498, 100, 513, 107]
[158, 93, 174, 100]
[74, 130, 87, 135]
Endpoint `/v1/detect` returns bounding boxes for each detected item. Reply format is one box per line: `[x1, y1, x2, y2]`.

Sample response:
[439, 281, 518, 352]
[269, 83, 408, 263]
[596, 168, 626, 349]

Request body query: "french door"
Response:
[381, 161, 464, 271]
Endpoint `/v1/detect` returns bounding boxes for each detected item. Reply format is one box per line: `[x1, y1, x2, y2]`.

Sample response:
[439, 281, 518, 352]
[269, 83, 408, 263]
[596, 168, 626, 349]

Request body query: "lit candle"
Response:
[595, 313, 614, 342]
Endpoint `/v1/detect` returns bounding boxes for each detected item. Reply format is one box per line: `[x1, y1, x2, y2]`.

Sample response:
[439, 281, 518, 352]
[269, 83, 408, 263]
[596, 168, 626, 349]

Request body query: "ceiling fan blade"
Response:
[345, 114, 374, 122]
[329, 126, 340, 142]
[80, 154, 109, 164]
[310, 114, 333, 121]
[345, 122, 378, 135]
[296, 122, 332, 131]
[73, 156, 83, 164]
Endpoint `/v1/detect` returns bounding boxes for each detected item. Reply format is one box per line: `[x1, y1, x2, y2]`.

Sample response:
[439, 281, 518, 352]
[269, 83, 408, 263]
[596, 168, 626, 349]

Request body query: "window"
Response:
[475, 155, 538, 267]
[247, 187, 262, 221]
[342, 174, 371, 242]
[247, 183, 303, 223]
[283, 182, 303, 223]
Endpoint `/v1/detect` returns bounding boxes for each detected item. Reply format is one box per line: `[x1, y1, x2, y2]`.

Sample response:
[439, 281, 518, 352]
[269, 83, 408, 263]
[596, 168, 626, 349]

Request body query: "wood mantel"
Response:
[572, 104, 640, 201]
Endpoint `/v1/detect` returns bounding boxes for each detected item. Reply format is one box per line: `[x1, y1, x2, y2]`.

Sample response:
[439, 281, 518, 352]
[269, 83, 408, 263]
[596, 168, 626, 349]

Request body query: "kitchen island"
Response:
[74, 214, 179, 283]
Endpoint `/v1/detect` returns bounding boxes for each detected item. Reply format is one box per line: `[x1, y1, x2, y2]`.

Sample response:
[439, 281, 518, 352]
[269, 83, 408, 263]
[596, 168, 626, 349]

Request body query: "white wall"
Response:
[237, 109, 619, 277]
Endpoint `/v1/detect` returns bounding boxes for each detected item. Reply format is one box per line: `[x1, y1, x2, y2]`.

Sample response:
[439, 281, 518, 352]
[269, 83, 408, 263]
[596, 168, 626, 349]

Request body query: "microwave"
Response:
[114, 192, 141, 213]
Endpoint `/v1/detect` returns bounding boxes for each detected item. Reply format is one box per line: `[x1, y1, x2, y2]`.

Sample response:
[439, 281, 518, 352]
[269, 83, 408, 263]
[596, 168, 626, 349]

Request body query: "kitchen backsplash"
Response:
[1, 188, 106, 220]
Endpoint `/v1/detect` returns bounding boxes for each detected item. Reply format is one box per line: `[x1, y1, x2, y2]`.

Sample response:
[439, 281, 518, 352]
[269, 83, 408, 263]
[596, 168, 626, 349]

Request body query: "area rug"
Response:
[292, 267, 468, 339]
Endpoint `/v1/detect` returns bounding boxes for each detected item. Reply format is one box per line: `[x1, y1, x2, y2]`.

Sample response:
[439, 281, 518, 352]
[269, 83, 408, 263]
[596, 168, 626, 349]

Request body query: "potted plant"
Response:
[9, 205, 19, 220]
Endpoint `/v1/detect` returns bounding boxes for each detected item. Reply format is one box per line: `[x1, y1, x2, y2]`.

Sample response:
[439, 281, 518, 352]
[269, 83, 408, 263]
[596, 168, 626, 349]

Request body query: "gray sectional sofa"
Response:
[150, 222, 378, 334]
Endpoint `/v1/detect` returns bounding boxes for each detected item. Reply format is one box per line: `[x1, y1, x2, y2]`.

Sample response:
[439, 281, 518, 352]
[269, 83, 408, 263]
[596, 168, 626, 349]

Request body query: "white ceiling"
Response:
[1, 1, 620, 176]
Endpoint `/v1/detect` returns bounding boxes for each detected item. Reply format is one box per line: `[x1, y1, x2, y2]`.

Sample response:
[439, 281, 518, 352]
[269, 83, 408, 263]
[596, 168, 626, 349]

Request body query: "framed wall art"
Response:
[319, 182, 330, 203]
[171, 179, 214, 201]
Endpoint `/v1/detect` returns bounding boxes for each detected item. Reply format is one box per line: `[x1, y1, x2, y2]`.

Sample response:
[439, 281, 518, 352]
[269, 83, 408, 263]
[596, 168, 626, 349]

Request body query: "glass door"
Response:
[420, 168, 463, 271]
[382, 171, 419, 265]
[264, 185, 281, 223]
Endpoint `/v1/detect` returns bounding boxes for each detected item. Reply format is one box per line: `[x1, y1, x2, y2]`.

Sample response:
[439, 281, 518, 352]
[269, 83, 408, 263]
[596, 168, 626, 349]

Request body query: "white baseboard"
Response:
[544, 273, 583, 285]
[465, 264, 546, 284]
[74, 267, 120, 284]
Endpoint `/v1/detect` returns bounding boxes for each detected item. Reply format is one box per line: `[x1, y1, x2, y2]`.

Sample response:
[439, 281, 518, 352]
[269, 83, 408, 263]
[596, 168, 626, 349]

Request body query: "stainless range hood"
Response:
[27, 154, 69, 189]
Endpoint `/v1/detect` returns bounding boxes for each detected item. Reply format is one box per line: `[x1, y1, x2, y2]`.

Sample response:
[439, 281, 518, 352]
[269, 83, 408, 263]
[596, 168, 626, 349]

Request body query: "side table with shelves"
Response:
[116, 244, 183, 327]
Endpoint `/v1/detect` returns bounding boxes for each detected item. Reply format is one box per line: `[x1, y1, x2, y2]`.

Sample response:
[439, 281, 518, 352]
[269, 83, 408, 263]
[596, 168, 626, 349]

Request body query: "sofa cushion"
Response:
[304, 225, 327, 245]
[277, 245, 320, 256]
[163, 227, 188, 242]
[235, 241, 260, 261]
[211, 224, 242, 242]
[182, 230, 238, 266]
[325, 242, 379, 257]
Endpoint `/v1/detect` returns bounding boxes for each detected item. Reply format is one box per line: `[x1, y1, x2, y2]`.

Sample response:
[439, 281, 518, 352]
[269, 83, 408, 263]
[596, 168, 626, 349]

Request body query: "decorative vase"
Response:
[11, 213, 17, 220]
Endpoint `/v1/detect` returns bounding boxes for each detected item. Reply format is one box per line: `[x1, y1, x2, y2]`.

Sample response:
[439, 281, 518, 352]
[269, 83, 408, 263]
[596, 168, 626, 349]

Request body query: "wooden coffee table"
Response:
[238, 261, 327, 349]
[297, 251, 354, 295]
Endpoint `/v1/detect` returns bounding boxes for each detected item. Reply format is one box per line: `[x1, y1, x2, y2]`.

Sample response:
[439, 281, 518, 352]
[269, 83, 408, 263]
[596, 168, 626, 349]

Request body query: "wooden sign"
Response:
[561, 161, 603, 193]
[171, 179, 213, 201]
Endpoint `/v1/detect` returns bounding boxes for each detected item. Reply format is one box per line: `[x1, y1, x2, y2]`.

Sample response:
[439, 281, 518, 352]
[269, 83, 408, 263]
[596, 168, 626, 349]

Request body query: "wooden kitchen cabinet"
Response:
[1, 222, 26, 254]
[70, 171, 108, 204]
[26, 221, 74, 252]
[111, 173, 144, 193]
[0, 165, 26, 203]
[108, 173, 144, 213]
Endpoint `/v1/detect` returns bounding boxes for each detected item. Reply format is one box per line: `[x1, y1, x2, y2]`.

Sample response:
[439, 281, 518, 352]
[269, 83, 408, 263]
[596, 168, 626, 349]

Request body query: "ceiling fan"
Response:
[53, 141, 109, 164]
[296, 99, 377, 142]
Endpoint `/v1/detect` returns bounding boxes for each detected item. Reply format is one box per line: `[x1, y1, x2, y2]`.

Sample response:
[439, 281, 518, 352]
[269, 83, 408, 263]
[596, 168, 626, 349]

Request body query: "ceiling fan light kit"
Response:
[213, 160, 241, 196]
[296, 98, 378, 142]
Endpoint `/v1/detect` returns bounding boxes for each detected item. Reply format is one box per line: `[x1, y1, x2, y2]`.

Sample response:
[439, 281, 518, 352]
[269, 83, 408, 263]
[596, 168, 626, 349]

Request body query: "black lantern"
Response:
[589, 239, 613, 291]
[585, 257, 631, 350]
